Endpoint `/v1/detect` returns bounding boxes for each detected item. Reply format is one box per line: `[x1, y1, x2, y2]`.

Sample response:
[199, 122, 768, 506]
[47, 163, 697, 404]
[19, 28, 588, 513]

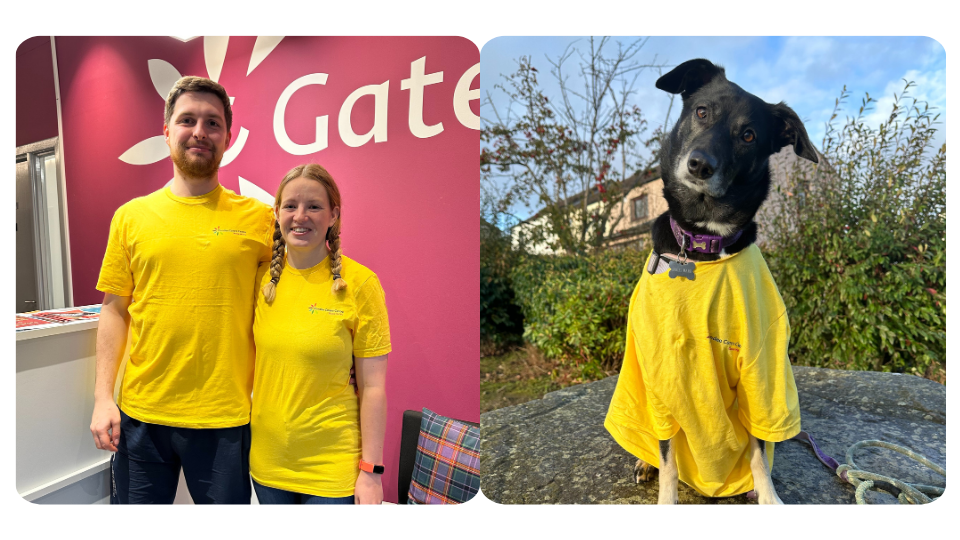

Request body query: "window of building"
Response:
[632, 194, 648, 221]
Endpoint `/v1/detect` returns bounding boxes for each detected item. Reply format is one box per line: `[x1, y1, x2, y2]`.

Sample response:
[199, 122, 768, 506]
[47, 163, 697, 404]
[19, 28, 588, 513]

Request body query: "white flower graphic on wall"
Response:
[117, 36, 283, 204]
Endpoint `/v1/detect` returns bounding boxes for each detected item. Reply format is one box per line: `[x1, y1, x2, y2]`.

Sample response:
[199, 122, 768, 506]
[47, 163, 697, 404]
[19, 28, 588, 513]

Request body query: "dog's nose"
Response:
[687, 150, 717, 180]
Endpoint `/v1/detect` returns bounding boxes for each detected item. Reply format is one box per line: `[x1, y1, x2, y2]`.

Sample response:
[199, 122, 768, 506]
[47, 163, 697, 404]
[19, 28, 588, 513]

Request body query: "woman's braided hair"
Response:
[261, 163, 345, 303]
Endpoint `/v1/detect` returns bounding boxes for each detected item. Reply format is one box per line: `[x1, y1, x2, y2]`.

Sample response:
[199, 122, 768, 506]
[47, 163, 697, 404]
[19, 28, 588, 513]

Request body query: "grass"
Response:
[481, 343, 605, 413]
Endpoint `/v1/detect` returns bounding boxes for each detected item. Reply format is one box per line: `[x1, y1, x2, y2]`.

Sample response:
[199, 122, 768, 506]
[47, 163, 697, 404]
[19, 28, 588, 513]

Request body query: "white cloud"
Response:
[862, 68, 946, 128]
[774, 37, 836, 75]
[860, 68, 947, 157]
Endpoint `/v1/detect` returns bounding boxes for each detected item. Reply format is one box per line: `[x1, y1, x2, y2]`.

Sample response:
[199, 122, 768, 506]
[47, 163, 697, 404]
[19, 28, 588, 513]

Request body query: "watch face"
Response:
[360, 461, 385, 474]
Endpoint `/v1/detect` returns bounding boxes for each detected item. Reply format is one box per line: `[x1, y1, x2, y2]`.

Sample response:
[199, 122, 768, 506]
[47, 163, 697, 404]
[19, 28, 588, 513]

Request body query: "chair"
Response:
[397, 409, 480, 504]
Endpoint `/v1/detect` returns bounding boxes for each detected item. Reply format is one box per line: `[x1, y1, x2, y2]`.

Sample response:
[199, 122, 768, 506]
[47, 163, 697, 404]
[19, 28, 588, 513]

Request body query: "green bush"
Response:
[511, 248, 650, 378]
[480, 219, 524, 352]
[763, 83, 945, 378]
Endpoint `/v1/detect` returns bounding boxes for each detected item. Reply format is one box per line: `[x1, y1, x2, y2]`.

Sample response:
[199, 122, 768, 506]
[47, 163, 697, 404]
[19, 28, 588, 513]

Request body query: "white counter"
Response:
[16, 317, 113, 503]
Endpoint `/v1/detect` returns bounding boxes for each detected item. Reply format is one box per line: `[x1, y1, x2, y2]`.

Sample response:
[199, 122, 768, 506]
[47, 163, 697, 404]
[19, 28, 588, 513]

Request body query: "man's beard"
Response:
[170, 142, 222, 179]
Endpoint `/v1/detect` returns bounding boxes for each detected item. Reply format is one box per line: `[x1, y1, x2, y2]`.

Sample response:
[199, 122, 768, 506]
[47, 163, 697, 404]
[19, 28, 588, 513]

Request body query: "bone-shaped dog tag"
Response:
[667, 259, 696, 280]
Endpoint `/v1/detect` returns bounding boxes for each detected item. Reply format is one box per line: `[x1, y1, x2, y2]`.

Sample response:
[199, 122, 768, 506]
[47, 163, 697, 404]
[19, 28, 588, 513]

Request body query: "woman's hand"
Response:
[354, 470, 383, 504]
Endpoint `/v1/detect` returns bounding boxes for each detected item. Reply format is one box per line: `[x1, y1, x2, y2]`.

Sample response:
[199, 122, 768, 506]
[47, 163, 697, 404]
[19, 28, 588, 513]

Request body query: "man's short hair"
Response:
[164, 76, 232, 131]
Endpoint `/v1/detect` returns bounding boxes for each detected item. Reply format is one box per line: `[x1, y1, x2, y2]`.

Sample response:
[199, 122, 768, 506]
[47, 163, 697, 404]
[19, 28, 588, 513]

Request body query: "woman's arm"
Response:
[355, 354, 388, 504]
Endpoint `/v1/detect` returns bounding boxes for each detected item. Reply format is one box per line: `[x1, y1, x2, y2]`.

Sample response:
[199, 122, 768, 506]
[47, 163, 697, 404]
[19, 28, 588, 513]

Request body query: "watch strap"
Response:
[358, 459, 385, 474]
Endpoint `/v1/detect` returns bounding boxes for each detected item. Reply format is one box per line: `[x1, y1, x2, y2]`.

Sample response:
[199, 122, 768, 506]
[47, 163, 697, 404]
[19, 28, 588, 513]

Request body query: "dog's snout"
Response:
[687, 150, 717, 180]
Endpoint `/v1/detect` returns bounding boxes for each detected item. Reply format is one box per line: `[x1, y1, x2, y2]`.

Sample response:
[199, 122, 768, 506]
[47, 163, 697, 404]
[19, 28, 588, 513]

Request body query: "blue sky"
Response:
[481, 36, 946, 221]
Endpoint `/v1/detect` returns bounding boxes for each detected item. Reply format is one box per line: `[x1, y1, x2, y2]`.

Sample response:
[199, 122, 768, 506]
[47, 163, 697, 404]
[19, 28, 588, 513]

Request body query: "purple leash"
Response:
[791, 431, 843, 478]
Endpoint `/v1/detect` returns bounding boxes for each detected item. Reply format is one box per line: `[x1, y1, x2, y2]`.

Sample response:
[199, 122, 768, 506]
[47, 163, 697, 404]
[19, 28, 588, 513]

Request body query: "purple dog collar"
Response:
[669, 216, 743, 254]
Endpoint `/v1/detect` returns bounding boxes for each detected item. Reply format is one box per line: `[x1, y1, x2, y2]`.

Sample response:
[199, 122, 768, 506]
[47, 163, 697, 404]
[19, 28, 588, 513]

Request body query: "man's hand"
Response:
[354, 470, 383, 505]
[91, 293, 131, 452]
[90, 399, 121, 452]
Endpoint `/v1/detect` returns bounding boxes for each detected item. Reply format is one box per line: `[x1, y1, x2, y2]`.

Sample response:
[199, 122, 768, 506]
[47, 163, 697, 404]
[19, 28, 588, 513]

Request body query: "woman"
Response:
[250, 163, 391, 504]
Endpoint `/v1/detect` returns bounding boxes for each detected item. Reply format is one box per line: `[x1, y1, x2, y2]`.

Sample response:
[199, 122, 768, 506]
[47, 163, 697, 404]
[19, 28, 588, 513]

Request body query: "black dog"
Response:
[652, 58, 818, 263]
[605, 59, 818, 504]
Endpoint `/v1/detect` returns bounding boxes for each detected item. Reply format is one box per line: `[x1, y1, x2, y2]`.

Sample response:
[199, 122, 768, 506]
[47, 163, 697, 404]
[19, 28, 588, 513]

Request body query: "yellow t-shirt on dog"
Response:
[96, 185, 274, 428]
[250, 255, 391, 498]
[605, 244, 801, 498]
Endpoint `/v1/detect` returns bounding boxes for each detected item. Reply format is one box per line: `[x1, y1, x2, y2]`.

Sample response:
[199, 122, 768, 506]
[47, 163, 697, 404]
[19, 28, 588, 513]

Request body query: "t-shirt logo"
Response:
[212, 226, 248, 237]
[707, 335, 741, 352]
[309, 303, 344, 315]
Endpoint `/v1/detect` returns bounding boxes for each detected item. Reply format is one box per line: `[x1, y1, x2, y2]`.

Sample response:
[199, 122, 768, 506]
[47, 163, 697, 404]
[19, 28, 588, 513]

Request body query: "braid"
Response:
[328, 219, 346, 292]
[261, 221, 285, 303]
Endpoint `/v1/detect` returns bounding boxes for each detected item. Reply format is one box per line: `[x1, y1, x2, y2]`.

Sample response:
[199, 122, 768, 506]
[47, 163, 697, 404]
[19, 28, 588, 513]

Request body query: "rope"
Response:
[834, 440, 945, 504]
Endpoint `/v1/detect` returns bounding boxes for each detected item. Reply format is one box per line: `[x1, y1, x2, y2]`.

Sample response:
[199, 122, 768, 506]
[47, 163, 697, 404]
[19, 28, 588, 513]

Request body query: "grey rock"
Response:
[480, 366, 946, 504]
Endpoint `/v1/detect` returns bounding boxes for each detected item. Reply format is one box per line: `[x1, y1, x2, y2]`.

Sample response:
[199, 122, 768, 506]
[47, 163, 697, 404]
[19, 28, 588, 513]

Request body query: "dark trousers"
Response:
[252, 479, 355, 505]
[110, 409, 251, 504]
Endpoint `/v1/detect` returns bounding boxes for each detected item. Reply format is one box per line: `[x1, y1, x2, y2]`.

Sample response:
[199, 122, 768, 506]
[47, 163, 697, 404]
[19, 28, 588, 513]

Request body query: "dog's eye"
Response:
[696, 106, 707, 119]
[742, 129, 755, 143]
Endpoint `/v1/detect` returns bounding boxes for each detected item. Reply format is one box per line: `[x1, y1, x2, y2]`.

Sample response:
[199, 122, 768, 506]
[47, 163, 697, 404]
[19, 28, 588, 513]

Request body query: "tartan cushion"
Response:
[406, 408, 480, 504]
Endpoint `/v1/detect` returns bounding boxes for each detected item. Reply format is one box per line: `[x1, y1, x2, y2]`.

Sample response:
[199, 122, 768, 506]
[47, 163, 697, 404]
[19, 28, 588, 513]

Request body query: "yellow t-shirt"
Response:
[604, 244, 801, 497]
[96, 185, 274, 428]
[250, 255, 392, 497]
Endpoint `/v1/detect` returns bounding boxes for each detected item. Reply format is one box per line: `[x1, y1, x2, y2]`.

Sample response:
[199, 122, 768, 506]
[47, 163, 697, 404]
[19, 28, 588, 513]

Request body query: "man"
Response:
[89, 76, 274, 504]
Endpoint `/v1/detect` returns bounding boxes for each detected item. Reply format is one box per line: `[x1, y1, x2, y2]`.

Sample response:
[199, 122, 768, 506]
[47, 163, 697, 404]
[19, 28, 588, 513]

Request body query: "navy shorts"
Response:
[252, 479, 354, 505]
[110, 409, 251, 504]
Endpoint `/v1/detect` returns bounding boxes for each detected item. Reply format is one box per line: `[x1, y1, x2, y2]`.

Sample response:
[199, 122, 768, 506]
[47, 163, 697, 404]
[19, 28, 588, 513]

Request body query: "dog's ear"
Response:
[770, 103, 819, 164]
[656, 59, 725, 98]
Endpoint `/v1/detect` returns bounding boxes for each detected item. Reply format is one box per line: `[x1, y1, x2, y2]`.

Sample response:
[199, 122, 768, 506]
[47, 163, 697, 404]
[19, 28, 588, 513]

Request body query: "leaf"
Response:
[118, 135, 168, 165]
[238, 176, 275, 206]
[148, 59, 183, 99]
[248, 36, 284, 76]
[203, 36, 229, 83]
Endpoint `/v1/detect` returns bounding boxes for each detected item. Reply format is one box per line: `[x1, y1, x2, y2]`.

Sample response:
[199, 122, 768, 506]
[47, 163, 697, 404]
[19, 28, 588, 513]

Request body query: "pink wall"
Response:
[16, 37, 59, 147]
[51, 36, 480, 503]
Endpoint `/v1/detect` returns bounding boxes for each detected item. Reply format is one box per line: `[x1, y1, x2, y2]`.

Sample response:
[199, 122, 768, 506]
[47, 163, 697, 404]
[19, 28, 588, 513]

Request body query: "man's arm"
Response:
[89, 293, 132, 452]
[354, 354, 388, 504]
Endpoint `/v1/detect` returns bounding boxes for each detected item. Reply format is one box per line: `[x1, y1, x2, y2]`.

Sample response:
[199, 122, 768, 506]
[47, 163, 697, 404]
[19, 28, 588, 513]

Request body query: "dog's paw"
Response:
[758, 492, 784, 505]
[657, 493, 679, 505]
[634, 459, 656, 483]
